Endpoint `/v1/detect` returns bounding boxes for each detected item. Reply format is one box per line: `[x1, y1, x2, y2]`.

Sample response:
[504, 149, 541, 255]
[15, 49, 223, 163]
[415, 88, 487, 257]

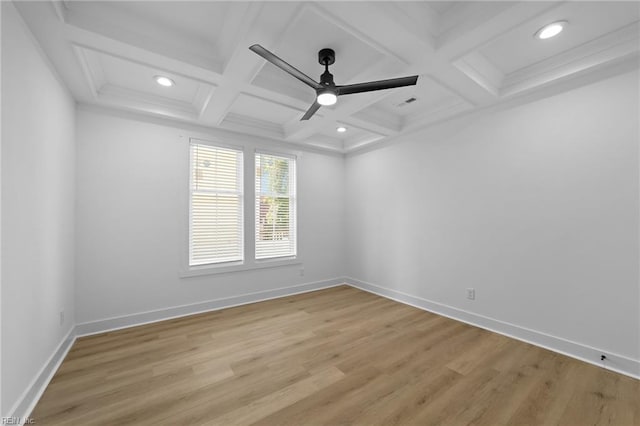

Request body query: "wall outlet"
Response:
[299, 267, 305, 277]
[466, 288, 475, 300]
[59, 310, 65, 326]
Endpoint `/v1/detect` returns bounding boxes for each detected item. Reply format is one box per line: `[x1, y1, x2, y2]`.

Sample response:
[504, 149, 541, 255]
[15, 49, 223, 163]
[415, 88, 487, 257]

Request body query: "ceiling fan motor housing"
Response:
[318, 48, 335, 66]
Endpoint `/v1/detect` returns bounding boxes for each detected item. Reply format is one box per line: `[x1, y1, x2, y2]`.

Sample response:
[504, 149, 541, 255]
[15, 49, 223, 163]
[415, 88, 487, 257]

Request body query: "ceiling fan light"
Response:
[317, 91, 337, 106]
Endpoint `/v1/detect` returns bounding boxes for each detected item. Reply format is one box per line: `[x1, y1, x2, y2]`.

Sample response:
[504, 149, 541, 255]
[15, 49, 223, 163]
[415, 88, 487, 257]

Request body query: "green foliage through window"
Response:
[256, 153, 296, 259]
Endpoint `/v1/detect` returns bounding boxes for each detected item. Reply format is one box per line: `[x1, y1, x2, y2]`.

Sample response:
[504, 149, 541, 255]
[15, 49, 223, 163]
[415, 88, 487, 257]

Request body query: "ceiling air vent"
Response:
[397, 97, 417, 107]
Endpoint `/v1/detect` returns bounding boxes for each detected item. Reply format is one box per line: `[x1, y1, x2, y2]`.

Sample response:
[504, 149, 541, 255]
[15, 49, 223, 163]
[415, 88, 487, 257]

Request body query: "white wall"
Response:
[1, 2, 76, 415]
[346, 70, 639, 366]
[75, 108, 345, 325]
[0, 0, 3, 415]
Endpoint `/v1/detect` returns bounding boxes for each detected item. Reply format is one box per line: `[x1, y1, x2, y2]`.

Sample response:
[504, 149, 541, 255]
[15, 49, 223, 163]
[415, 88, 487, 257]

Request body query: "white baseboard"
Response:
[10, 278, 345, 422]
[345, 277, 640, 380]
[12, 276, 636, 423]
[7, 327, 76, 423]
[75, 278, 346, 337]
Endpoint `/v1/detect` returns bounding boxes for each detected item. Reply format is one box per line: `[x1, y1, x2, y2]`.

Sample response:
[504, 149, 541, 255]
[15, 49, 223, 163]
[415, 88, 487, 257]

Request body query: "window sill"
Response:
[180, 257, 302, 278]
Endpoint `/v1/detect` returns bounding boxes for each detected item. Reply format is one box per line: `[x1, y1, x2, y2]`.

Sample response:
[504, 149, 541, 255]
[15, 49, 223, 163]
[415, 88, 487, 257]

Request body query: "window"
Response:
[189, 141, 243, 266]
[184, 141, 299, 276]
[255, 152, 297, 259]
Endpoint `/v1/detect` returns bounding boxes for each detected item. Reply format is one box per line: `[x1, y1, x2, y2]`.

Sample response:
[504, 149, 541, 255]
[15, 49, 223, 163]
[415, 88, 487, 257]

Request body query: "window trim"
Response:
[188, 140, 244, 266]
[180, 137, 303, 278]
[254, 150, 297, 261]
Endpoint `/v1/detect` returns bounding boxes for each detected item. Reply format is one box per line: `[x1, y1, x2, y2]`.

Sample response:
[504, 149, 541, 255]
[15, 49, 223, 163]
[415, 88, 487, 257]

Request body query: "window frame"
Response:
[181, 137, 302, 278]
[254, 150, 297, 261]
[188, 140, 245, 267]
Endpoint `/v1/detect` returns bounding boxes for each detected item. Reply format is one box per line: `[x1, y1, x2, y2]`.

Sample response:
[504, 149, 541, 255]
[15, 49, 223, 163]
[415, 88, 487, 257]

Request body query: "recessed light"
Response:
[336, 126, 347, 133]
[535, 21, 567, 40]
[154, 75, 175, 87]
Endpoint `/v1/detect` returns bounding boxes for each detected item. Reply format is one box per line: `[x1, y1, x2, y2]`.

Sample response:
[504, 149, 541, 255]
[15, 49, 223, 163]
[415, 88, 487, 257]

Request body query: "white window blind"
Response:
[189, 142, 243, 266]
[255, 152, 296, 259]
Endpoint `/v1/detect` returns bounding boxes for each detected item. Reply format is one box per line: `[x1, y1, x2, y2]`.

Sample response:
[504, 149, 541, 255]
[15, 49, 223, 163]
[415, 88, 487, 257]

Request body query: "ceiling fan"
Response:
[249, 44, 419, 121]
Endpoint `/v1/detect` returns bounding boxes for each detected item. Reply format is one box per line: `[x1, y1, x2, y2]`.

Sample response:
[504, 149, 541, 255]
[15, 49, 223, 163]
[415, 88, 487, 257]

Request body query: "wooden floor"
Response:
[33, 286, 638, 425]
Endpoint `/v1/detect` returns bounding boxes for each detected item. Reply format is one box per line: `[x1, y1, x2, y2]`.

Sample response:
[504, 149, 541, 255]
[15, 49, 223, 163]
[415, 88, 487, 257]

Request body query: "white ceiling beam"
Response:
[303, 1, 497, 124]
[16, 0, 638, 155]
[239, 84, 309, 114]
[275, 2, 433, 143]
[371, 2, 439, 50]
[313, 1, 432, 66]
[49, 0, 68, 23]
[348, 110, 402, 135]
[421, 2, 564, 106]
[282, 91, 398, 142]
[66, 27, 222, 85]
[452, 52, 505, 97]
[500, 22, 640, 97]
[198, 4, 302, 126]
[64, 2, 225, 75]
[197, 52, 261, 124]
[437, 1, 564, 61]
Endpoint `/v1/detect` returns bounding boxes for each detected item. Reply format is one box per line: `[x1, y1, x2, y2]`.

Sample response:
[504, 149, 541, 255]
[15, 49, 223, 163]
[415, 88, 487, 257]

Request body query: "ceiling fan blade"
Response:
[249, 44, 321, 90]
[301, 101, 321, 121]
[337, 75, 418, 96]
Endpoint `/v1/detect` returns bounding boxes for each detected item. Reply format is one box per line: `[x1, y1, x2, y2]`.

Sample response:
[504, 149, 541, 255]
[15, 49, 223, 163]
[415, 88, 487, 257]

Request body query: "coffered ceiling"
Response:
[14, 1, 640, 153]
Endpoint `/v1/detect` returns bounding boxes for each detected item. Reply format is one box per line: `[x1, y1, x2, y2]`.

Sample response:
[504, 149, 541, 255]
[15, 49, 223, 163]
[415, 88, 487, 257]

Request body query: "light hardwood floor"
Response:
[32, 285, 638, 425]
